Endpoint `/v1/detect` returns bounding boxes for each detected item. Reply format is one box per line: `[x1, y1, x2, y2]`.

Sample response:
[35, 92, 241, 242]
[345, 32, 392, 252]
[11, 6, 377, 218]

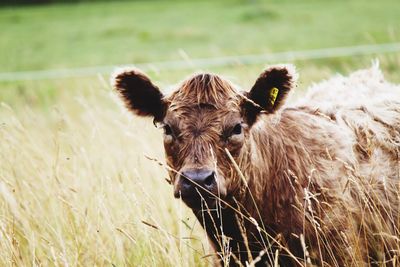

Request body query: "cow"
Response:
[112, 63, 400, 266]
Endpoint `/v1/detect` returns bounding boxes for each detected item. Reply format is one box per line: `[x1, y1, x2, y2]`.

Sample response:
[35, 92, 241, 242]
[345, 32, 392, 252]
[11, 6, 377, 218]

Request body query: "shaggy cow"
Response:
[112, 63, 400, 266]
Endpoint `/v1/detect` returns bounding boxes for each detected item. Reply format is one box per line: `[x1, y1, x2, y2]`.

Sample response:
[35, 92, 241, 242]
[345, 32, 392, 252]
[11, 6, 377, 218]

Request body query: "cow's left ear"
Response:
[112, 68, 167, 122]
[242, 64, 297, 125]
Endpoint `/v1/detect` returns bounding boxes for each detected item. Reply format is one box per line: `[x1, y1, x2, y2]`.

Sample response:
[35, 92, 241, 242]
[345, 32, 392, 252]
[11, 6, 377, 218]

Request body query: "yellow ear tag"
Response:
[270, 87, 279, 106]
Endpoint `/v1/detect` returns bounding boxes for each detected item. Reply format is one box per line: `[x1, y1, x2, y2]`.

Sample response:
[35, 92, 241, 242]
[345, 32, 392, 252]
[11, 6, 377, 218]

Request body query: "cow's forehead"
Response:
[164, 104, 242, 133]
[166, 73, 241, 110]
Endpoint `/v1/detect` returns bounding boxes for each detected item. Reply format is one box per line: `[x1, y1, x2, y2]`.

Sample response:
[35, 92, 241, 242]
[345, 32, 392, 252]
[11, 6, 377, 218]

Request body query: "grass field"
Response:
[0, 0, 400, 266]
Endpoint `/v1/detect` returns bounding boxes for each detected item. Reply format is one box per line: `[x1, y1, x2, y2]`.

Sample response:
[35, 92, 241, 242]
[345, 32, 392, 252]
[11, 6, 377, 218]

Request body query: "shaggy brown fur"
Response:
[112, 63, 400, 266]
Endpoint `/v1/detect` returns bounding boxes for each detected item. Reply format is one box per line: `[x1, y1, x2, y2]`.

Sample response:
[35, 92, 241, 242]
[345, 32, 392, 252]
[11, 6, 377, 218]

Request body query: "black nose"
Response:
[179, 169, 216, 196]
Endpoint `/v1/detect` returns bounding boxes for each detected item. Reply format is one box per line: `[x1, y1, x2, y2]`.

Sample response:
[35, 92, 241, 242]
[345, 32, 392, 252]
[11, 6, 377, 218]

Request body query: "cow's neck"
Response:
[194, 111, 351, 265]
[193, 201, 300, 266]
[192, 202, 265, 265]
[236, 112, 318, 233]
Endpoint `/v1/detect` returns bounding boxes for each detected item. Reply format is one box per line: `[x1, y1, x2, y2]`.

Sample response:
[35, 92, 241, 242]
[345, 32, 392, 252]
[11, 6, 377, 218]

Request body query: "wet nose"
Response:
[179, 169, 216, 195]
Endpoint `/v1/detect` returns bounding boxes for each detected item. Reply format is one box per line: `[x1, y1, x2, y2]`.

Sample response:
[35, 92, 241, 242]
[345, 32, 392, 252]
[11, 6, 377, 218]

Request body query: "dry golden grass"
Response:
[0, 85, 213, 266]
[1, 57, 400, 266]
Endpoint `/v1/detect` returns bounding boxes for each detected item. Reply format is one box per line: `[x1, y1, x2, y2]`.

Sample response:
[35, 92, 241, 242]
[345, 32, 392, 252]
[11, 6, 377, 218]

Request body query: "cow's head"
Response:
[112, 65, 296, 210]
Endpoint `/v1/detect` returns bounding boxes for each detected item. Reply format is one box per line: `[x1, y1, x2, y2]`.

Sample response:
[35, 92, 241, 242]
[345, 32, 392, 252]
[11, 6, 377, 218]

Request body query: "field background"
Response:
[0, 0, 400, 266]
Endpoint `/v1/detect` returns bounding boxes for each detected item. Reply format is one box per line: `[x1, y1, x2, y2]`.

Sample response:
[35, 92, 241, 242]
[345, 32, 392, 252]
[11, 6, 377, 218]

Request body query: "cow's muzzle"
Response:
[175, 169, 218, 209]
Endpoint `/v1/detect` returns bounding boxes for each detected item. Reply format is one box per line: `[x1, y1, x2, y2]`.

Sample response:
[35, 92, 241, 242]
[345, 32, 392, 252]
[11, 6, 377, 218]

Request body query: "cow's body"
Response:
[113, 64, 400, 266]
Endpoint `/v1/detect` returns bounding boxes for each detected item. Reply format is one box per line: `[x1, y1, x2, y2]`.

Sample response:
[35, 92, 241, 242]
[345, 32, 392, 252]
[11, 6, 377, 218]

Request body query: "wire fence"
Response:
[1, 42, 400, 82]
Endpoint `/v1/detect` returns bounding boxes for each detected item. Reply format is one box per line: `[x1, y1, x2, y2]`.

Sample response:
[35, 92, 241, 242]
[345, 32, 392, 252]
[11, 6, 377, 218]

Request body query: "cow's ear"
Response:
[112, 68, 166, 121]
[242, 64, 297, 125]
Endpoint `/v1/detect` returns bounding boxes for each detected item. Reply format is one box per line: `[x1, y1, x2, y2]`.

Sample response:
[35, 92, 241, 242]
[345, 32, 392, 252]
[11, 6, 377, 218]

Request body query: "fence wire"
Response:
[1, 43, 400, 82]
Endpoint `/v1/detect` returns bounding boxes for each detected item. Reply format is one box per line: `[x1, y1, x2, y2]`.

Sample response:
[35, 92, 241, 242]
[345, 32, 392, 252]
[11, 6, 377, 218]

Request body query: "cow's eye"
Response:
[163, 124, 173, 136]
[231, 123, 242, 136]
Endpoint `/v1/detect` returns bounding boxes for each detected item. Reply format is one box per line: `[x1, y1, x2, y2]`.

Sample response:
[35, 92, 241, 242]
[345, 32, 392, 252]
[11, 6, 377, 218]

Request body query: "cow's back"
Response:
[296, 62, 400, 185]
[296, 62, 399, 112]
[295, 63, 400, 263]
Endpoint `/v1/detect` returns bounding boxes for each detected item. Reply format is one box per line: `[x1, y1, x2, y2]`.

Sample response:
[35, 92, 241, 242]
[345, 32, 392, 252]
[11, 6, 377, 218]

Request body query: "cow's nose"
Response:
[179, 169, 216, 195]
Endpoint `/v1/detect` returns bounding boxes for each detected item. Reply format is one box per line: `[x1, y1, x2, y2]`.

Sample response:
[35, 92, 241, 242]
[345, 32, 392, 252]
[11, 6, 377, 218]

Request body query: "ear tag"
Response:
[270, 87, 279, 106]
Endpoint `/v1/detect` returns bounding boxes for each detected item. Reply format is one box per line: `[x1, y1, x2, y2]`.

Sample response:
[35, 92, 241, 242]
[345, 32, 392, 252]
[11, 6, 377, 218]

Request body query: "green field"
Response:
[1, 0, 400, 72]
[0, 0, 400, 266]
[1, 0, 400, 106]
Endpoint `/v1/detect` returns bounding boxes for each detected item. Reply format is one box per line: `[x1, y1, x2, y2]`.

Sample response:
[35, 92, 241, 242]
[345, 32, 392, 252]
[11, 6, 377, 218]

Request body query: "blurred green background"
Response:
[0, 0, 400, 109]
[0, 0, 399, 106]
[2, 0, 398, 70]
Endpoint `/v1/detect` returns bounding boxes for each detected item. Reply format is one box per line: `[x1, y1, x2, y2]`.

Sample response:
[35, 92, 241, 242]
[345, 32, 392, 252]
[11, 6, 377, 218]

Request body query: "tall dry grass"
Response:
[0, 84, 211, 266]
[1, 57, 400, 266]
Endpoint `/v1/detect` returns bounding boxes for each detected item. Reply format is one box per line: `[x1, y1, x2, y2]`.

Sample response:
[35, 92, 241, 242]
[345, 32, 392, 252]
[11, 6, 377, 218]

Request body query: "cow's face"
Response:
[113, 65, 296, 210]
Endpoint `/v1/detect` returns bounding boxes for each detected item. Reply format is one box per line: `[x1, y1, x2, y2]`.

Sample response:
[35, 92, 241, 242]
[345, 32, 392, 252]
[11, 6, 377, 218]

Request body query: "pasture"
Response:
[0, 0, 400, 266]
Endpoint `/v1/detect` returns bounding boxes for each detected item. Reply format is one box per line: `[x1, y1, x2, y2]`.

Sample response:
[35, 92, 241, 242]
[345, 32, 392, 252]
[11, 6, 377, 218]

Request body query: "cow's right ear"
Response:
[242, 64, 297, 125]
[112, 68, 166, 121]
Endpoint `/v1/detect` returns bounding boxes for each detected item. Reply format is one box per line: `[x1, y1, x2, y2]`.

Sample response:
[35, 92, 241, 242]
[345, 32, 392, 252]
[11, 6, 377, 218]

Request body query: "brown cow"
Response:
[112, 64, 400, 266]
